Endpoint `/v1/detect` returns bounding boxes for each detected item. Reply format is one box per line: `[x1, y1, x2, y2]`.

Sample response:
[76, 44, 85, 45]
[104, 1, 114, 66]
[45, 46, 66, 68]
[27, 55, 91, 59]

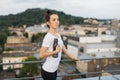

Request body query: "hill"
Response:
[0, 8, 84, 28]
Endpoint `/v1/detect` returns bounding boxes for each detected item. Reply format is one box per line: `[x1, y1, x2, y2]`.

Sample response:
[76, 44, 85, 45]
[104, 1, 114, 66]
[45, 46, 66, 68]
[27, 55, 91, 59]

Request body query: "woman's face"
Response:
[47, 14, 59, 29]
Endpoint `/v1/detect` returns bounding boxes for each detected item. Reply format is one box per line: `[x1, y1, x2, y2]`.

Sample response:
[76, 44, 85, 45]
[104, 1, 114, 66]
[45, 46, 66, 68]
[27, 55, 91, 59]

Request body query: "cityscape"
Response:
[0, 15, 120, 80]
[0, 0, 120, 80]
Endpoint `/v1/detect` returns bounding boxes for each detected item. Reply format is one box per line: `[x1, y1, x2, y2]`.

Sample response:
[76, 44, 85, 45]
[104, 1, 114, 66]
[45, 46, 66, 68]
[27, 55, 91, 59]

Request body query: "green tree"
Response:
[23, 32, 28, 38]
[0, 8, 84, 28]
[19, 57, 39, 79]
[102, 31, 106, 34]
[0, 29, 10, 46]
[0, 32, 7, 45]
[5, 48, 14, 51]
[3, 28, 10, 36]
[31, 32, 46, 43]
[11, 32, 17, 36]
[0, 53, 2, 72]
[31, 34, 37, 42]
[6, 66, 14, 72]
[0, 46, 3, 72]
[86, 30, 92, 34]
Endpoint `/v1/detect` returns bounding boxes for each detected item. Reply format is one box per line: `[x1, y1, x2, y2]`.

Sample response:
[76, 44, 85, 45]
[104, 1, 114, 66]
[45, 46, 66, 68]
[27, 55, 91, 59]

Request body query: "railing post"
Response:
[98, 59, 102, 80]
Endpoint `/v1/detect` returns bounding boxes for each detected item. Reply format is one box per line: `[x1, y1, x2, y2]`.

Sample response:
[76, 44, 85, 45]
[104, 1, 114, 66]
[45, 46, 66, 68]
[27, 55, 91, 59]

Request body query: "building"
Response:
[8, 27, 25, 36]
[6, 36, 30, 44]
[2, 36, 37, 70]
[2, 51, 33, 70]
[111, 19, 119, 28]
[25, 25, 48, 39]
[65, 29, 120, 77]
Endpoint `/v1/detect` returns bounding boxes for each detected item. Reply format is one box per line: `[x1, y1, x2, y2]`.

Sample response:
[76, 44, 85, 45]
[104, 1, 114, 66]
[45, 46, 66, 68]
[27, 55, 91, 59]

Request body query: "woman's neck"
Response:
[48, 28, 58, 37]
[49, 28, 58, 34]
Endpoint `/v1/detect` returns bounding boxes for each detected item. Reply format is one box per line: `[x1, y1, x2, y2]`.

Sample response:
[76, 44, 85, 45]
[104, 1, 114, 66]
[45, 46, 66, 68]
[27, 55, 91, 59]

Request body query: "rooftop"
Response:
[87, 42, 116, 49]
[73, 75, 120, 80]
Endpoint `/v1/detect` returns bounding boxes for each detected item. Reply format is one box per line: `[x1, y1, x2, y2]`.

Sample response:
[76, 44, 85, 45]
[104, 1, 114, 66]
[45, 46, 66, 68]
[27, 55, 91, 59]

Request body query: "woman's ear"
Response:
[46, 22, 50, 26]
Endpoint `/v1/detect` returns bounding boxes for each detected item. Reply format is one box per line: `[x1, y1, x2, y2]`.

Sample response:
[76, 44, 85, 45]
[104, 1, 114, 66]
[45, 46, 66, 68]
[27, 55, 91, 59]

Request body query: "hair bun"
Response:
[47, 10, 51, 14]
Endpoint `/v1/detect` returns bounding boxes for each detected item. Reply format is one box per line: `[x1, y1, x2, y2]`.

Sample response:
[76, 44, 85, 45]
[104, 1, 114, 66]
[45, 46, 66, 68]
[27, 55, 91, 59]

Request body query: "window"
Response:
[79, 47, 84, 53]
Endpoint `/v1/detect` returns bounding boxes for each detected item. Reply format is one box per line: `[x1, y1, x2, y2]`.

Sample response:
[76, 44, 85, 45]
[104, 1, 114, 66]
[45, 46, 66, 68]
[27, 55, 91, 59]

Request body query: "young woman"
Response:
[40, 10, 78, 80]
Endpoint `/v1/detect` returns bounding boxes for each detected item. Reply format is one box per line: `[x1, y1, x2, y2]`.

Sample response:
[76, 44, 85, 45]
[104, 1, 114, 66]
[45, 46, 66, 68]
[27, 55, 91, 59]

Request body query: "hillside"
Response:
[0, 8, 84, 28]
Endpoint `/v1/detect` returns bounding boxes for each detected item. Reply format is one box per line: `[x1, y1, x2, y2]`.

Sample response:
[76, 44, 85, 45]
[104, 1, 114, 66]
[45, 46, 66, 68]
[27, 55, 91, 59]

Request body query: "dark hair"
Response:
[45, 10, 55, 22]
[45, 10, 57, 28]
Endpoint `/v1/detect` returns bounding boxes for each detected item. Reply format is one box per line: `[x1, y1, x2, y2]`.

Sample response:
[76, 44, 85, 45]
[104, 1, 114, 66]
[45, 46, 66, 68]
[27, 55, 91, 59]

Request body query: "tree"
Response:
[31, 34, 37, 42]
[6, 66, 14, 72]
[31, 32, 46, 43]
[11, 32, 17, 36]
[0, 53, 2, 72]
[0, 29, 10, 45]
[102, 31, 106, 34]
[0, 8, 84, 28]
[5, 48, 14, 51]
[86, 30, 92, 34]
[0, 32, 7, 45]
[23, 32, 28, 38]
[19, 57, 39, 79]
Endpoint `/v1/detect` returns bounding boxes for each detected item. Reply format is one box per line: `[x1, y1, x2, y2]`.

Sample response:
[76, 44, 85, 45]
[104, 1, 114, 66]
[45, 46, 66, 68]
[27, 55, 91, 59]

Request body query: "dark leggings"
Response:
[41, 68, 57, 80]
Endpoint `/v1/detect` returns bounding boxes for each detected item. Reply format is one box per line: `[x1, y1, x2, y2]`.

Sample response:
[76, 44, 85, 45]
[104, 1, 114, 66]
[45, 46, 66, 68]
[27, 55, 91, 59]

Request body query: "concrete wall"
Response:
[2, 57, 27, 70]
[79, 37, 102, 43]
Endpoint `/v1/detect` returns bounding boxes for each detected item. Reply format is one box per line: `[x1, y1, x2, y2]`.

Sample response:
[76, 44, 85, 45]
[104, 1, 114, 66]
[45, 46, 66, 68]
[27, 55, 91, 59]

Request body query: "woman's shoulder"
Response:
[56, 33, 61, 36]
[44, 33, 53, 39]
[57, 33, 62, 38]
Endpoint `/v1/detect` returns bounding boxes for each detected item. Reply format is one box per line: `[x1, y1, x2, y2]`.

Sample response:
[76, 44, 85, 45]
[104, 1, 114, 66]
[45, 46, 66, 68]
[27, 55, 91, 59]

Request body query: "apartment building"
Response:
[65, 29, 120, 77]
[2, 36, 37, 70]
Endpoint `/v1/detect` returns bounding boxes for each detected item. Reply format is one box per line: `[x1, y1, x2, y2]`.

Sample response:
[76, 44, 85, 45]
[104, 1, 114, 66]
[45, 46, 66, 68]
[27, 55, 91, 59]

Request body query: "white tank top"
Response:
[41, 33, 63, 72]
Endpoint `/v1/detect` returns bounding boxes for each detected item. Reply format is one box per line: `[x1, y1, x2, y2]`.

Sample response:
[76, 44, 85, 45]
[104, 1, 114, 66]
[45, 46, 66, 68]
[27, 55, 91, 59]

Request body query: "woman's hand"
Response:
[40, 45, 60, 59]
[54, 45, 60, 54]
[73, 57, 79, 61]
[62, 45, 79, 61]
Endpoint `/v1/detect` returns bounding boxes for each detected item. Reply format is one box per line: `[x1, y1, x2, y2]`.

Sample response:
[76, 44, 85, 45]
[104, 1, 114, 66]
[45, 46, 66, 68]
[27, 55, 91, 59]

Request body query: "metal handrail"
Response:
[1, 56, 120, 65]
[4, 70, 120, 80]
[1, 57, 120, 80]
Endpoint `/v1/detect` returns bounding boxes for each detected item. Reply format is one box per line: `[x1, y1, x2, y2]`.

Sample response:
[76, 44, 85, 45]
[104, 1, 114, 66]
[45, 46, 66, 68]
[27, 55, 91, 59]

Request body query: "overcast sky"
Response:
[0, 0, 120, 19]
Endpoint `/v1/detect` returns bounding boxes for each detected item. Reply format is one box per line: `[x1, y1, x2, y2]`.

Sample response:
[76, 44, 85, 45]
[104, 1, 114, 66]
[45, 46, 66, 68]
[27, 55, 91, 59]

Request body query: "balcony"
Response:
[0, 56, 120, 80]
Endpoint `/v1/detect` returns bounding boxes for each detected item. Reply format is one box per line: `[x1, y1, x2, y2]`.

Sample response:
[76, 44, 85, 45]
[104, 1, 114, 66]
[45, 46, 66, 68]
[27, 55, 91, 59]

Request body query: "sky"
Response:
[0, 0, 120, 19]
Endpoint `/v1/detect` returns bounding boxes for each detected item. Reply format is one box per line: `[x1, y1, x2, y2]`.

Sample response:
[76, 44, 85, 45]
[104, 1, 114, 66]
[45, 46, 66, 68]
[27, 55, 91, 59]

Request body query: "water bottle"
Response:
[52, 38, 58, 58]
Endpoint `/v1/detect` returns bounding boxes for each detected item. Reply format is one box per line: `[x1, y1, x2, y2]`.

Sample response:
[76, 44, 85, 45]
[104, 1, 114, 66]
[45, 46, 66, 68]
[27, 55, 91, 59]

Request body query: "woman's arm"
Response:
[39, 45, 60, 59]
[62, 45, 79, 61]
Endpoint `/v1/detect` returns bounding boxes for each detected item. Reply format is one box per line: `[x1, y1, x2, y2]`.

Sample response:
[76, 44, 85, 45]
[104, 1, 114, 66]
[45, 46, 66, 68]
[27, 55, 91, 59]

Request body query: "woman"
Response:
[40, 10, 78, 80]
